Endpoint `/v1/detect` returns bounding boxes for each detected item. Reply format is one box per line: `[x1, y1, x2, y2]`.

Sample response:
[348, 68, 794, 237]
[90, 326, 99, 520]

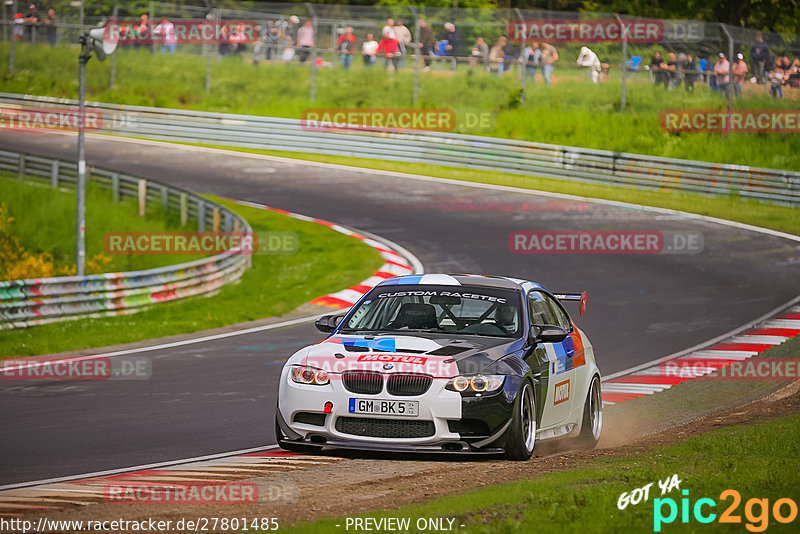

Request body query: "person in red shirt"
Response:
[376, 31, 400, 71]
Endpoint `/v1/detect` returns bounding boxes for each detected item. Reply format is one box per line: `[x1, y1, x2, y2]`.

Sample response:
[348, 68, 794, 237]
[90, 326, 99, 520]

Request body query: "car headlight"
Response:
[291, 365, 330, 385]
[446, 374, 505, 394]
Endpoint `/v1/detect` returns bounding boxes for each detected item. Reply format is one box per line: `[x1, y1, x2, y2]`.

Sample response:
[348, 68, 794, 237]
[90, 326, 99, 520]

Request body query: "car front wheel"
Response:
[504, 380, 536, 460]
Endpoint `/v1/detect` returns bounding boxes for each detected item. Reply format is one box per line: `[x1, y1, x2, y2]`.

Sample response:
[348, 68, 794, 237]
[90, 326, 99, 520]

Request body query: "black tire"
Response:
[577, 375, 602, 448]
[274, 415, 322, 453]
[504, 380, 537, 460]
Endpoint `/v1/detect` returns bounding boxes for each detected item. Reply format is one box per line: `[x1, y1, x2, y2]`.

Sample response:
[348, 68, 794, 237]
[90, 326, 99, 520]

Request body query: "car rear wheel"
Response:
[504, 380, 536, 460]
[577, 375, 602, 448]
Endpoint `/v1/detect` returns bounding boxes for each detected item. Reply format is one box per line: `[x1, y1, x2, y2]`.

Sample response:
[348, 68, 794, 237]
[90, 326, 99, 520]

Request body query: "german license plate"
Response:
[348, 398, 419, 417]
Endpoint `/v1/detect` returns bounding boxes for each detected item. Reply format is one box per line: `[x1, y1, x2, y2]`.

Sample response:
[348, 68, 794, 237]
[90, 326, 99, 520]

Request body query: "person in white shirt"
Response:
[577, 46, 601, 84]
[153, 18, 177, 54]
[362, 33, 378, 67]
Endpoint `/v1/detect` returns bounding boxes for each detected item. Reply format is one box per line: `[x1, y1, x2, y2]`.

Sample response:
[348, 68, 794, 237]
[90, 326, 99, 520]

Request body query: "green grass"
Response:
[180, 145, 800, 237]
[0, 196, 384, 357]
[1, 174, 200, 275]
[2, 43, 798, 171]
[285, 412, 800, 533]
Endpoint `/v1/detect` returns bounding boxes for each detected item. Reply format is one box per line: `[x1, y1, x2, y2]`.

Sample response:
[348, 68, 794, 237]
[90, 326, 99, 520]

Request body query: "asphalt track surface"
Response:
[2, 132, 799, 486]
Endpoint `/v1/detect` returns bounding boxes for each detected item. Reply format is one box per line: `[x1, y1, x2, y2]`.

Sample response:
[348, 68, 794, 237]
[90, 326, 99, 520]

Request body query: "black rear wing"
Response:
[552, 291, 588, 316]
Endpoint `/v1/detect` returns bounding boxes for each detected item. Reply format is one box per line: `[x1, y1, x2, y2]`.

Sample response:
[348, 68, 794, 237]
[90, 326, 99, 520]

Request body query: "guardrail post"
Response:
[161, 185, 168, 211]
[180, 193, 188, 226]
[212, 207, 220, 232]
[17, 154, 25, 181]
[50, 160, 59, 189]
[111, 173, 120, 201]
[138, 179, 147, 216]
[197, 201, 206, 232]
[233, 219, 241, 233]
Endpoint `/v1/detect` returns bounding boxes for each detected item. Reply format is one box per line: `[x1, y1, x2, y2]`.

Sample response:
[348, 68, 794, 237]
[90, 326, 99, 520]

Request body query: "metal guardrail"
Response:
[1, 92, 798, 206]
[0, 148, 252, 330]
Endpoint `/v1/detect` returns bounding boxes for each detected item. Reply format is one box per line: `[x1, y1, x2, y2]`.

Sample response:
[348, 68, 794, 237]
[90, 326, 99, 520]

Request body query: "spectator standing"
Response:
[750, 32, 769, 84]
[682, 53, 697, 93]
[650, 51, 667, 87]
[336, 27, 356, 70]
[732, 53, 748, 98]
[377, 31, 400, 71]
[218, 25, 232, 57]
[488, 38, 504, 75]
[714, 52, 731, 97]
[296, 19, 314, 63]
[285, 16, 299, 44]
[442, 22, 460, 71]
[493, 36, 509, 76]
[665, 52, 679, 89]
[23, 4, 38, 42]
[394, 20, 412, 68]
[418, 20, 434, 71]
[523, 42, 541, 82]
[540, 42, 558, 85]
[153, 18, 177, 54]
[254, 20, 279, 63]
[230, 22, 248, 54]
[577, 46, 601, 84]
[362, 33, 378, 67]
[133, 14, 150, 49]
[43, 8, 57, 46]
[13, 13, 24, 42]
[472, 37, 489, 70]
[768, 65, 784, 98]
[382, 19, 394, 39]
[281, 36, 295, 63]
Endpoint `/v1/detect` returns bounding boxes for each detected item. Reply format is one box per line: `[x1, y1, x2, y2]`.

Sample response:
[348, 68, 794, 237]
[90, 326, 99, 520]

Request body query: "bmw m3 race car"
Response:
[275, 274, 602, 460]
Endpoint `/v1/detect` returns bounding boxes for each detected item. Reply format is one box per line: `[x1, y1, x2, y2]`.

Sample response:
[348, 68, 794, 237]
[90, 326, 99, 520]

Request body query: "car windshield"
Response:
[341, 285, 522, 338]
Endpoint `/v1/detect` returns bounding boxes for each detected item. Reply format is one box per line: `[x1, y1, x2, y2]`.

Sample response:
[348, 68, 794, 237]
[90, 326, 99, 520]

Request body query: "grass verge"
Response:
[0, 174, 200, 277]
[0, 196, 384, 358]
[284, 412, 800, 533]
[179, 144, 800, 236]
[2, 43, 798, 171]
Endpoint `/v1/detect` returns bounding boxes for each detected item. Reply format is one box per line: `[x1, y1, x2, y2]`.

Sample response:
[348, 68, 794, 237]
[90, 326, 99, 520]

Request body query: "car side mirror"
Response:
[315, 315, 343, 333]
[529, 325, 569, 344]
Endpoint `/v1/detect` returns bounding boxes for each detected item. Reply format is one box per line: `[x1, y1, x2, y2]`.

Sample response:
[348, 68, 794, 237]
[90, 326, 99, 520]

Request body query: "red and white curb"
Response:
[601, 305, 800, 405]
[0, 448, 341, 516]
[231, 200, 419, 310]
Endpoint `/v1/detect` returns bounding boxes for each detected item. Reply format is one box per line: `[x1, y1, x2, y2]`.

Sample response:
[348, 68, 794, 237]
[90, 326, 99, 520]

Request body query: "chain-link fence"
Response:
[3, 2, 799, 112]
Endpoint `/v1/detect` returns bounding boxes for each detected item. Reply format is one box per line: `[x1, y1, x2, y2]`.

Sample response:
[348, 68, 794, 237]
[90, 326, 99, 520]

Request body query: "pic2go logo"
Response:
[654, 489, 798, 532]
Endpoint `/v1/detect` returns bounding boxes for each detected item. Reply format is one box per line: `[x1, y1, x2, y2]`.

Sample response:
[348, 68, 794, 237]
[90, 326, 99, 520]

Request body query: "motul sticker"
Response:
[554, 379, 571, 405]
[357, 354, 428, 365]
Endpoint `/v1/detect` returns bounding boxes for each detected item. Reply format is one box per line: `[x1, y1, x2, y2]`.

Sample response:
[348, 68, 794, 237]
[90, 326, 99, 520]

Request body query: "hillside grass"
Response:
[1, 43, 797, 171]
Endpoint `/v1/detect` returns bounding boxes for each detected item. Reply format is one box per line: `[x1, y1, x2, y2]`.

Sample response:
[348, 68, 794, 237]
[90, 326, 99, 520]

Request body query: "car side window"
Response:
[527, 292, 558, 326]
[544, 294, 573, 332]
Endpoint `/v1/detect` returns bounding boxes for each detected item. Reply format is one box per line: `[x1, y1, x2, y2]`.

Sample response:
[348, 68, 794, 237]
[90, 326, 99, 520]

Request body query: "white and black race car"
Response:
[275, 274, 602, 460]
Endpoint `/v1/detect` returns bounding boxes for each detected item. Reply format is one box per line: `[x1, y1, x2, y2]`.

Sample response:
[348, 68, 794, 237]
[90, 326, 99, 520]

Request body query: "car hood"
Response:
[297, 333, 522, 378]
